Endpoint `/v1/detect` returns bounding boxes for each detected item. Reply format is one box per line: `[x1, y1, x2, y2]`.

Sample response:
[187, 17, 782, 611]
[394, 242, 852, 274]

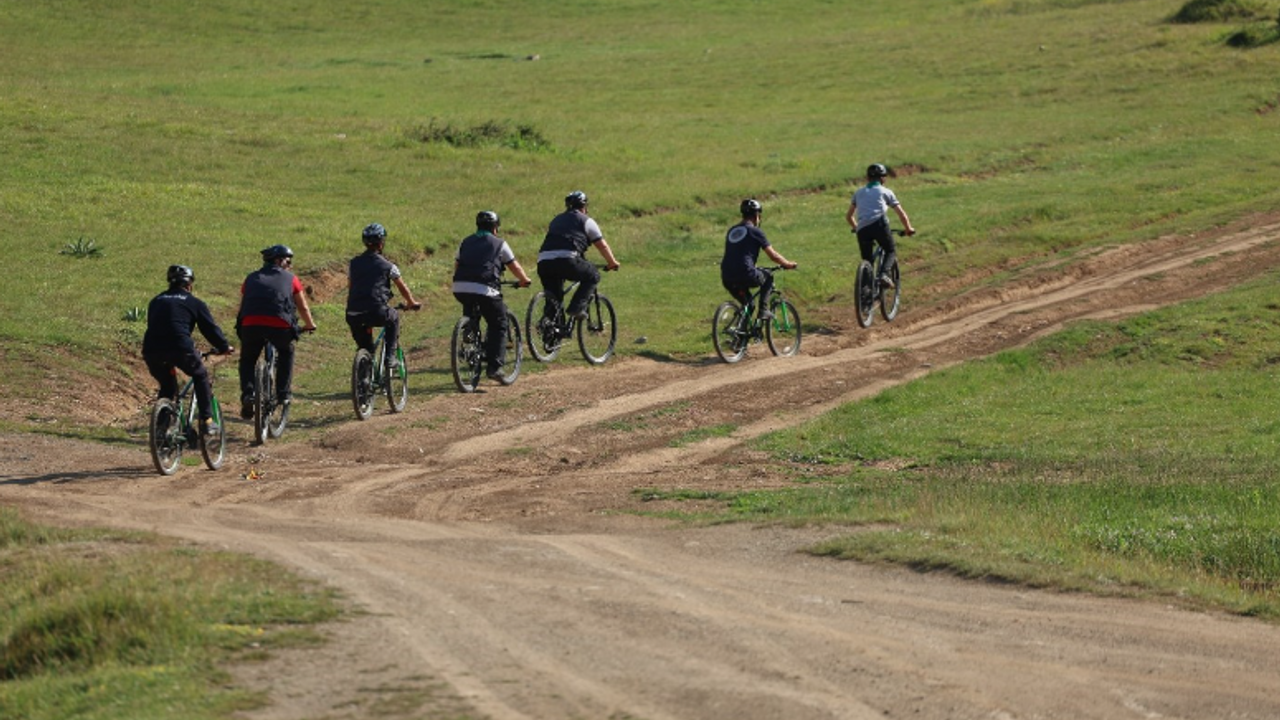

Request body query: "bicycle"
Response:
[351, 305, 413, 420]
[525, 267, 617, 365]
[250, 332, 308, 444]
[854, 229, 909, 328]
[148, 351, 227, 476]
[451, 282, 525, 393]
[711, 266, 801, 364]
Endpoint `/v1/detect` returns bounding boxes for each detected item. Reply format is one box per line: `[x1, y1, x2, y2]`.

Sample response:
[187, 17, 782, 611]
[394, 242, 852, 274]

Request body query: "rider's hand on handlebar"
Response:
[606, 262, 621, 272]
[784, 261, 798, 270]
[408, 301, 423, 311]
[302, 323, 317, 333]
[518, 279, 532, 288]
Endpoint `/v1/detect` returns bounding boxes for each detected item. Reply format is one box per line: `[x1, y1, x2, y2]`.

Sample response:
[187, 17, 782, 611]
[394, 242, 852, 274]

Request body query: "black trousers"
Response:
[537, 256, 600, 318]
[454, 292, 508, 373]
[145, 349, 214, 421]
[346, 305, 399, 357]
[723, 267, 773, 316]
[237, 325, 296, 403]
[856, 215, 897, 276]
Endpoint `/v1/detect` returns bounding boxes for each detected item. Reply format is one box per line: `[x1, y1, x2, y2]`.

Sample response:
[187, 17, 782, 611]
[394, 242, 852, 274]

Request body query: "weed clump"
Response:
[59, 237, 102, 259]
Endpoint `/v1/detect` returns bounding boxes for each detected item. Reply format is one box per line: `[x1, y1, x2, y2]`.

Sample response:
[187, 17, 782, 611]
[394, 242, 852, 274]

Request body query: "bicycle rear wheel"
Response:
[578, 293, 616, 365]
[854, 260, 876, 328]
[351, 349, 375, 420]
[712, 301, 748, 363]
[253, 357, 271, 444]
[149, 398, 183, 476]
[451, 316, 482, 393]
[525, 291, 563, 363]
[880, 262, 901, 322]
[199, 397, 226, 471]
[497, 310, 523, 386]
[766, 297, 802, 357]
[385, 346, 408, 412]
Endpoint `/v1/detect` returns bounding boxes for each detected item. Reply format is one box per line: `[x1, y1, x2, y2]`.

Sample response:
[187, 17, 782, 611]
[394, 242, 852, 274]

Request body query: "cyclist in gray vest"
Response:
[346, 223, 422, 370]
[846, 163, 915, 288]
[536, 191, 620, 328]
[453, 211, 532, 381]
[235, 244, 317, 419]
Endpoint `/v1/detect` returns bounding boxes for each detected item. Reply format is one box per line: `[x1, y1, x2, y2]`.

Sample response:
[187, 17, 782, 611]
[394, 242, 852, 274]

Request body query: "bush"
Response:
[406, 119, 551, 152]
[1170, 0, 1266, 23]
[1225, 22, 1280, 46]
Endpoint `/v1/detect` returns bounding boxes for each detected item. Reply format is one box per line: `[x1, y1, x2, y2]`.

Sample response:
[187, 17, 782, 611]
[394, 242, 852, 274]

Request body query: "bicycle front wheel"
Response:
[200, 396, 226, 471]
[525, 291, 563, 363]
[854, 260, 876, 329]
[149, 399, 183, 476]
[498, 310, 523, 386]
[578, 293, 616, 365]
[880, 262, 901, 322]
[351, 349, 375, 420]
[451, 316, 482, 393]
[766, 297, 802, 357]
[712, 301, 748, 364]
[385, 346, 408, 412]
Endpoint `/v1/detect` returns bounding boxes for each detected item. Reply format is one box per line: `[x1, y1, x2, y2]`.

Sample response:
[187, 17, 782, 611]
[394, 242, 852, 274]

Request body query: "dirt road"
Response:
[5, 220, 1280, 719]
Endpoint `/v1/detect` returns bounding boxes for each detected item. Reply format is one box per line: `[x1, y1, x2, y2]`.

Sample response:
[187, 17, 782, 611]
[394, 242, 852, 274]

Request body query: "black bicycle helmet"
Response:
[167, 264, 194, 286]
[475, 210, 501, 231]
[565, 190, 589, 209]
[866, 163, 889, 180]
[362, 223, 387, 246]
[740, 198, 763, 217]
[261, 244, 294, 261]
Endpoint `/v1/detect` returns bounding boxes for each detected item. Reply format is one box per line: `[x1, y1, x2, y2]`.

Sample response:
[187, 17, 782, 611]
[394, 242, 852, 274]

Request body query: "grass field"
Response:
[4, 0, 1280, 714]
[3, 0, 1280, 403]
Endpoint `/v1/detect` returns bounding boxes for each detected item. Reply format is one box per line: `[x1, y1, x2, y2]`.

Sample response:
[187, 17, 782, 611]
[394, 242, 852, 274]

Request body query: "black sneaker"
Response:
[240, 400, 254, 419]
[487, 367, 506, 383]
[878, 274, 895, 289]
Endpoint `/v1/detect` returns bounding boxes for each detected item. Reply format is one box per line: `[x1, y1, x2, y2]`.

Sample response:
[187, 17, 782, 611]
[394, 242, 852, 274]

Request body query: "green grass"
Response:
[5, 0, 1280, 410]
[0, 508, 342, 720]
[642, 276, 1280, 617]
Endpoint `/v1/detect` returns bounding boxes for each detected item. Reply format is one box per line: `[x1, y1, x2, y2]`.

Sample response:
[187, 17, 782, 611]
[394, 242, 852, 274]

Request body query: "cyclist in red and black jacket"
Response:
[235, 244, 316, 419]
[142, 265, 234, 436]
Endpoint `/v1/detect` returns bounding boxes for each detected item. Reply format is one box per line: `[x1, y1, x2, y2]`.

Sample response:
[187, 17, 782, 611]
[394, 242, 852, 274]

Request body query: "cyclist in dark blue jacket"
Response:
[453, 211, 532, 382]
[142, 265, 234, 436]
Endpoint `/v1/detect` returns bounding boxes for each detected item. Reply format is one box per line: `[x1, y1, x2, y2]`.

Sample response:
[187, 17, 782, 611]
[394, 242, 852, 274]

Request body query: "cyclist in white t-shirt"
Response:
[846, 163, 915, 288]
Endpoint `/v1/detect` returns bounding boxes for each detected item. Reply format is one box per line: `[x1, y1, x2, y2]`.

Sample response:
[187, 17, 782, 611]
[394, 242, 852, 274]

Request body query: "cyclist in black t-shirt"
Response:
[346, 223, 422, 370]
[720, 199, 797, 318]
[142, 265, 235, 436]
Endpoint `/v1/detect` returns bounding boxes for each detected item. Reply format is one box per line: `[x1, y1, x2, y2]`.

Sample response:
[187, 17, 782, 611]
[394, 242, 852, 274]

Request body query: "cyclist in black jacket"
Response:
[142, 265, 234, 436]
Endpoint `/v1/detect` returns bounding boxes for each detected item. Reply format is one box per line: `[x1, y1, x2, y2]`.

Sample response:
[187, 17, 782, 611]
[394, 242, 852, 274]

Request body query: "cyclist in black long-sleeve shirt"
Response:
[142, 265, 235, 436]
